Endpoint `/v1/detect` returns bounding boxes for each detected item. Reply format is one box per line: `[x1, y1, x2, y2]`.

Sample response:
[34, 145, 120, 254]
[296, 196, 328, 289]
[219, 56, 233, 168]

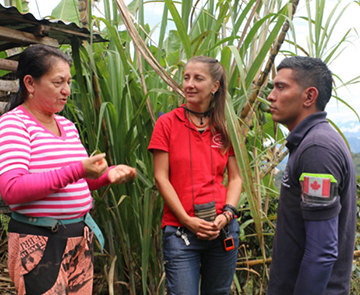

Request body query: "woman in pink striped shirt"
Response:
[0, 44, 136, 294]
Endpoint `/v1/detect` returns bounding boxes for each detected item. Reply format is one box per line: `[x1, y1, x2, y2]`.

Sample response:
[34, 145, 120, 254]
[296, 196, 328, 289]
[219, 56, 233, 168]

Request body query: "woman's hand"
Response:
[213, 214, 228, 231]
[108, 165, 137, 184]
[183, 216, 218, 240]
[82, 153, 108, 179]
[185, 214, 228, 241]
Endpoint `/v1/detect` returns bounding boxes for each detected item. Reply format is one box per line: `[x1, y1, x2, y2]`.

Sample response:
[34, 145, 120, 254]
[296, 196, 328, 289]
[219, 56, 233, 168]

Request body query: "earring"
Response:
[29, 93, 33, 99]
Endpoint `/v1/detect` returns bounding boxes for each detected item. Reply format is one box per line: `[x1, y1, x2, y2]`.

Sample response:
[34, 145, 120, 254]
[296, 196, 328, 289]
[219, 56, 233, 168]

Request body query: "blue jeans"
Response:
[162, 219, 239, 295]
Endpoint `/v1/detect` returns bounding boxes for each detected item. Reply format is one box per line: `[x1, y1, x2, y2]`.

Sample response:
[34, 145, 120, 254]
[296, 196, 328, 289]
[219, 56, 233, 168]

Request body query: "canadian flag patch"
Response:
[303, 176, 331, 198]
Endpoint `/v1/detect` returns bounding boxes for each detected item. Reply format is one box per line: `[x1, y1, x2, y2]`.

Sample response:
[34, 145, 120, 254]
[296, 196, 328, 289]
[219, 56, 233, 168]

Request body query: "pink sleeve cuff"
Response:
[85, 166, 113, 191]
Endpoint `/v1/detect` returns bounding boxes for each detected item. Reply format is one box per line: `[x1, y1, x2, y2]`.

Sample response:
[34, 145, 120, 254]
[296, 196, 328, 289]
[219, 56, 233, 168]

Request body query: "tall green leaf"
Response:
[51, 0, 80, 24]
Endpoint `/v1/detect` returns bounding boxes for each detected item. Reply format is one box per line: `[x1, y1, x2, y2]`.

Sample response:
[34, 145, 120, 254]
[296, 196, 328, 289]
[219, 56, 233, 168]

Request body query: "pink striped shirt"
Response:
[0, 105, 110, 219]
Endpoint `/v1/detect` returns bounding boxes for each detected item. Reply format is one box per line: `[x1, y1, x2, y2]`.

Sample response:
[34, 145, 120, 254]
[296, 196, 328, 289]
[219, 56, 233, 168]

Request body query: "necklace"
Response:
[182, 106, 212, 124]
[183, 105, 211, 127]
[183, 106, 211, 116]
[188, 111, 209, 128]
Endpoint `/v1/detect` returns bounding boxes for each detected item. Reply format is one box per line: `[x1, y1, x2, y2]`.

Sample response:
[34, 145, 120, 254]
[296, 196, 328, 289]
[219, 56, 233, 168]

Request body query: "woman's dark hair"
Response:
[6, 44, 72, 111]
[186, 56, 231, 151]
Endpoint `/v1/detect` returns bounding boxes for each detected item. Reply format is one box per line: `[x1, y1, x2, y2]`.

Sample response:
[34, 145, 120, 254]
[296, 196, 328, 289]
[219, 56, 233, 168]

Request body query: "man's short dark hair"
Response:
[277, 56, 332, 111]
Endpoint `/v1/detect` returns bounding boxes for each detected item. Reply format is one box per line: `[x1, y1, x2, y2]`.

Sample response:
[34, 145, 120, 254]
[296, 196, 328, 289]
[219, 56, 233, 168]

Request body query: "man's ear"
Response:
[303, 87, 318, 108]
[23, 75, 35, 93]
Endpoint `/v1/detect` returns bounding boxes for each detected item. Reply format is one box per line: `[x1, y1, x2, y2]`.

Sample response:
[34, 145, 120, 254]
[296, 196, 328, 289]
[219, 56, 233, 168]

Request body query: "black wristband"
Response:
[223, 204, 239, 218]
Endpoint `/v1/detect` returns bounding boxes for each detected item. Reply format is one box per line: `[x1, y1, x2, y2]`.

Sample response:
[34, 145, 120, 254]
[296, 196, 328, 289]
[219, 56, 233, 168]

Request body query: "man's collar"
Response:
[286, 112, 328, 150]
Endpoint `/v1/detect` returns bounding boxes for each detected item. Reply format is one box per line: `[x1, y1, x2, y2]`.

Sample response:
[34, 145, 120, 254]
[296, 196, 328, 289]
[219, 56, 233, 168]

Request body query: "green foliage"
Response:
[4, 0, 28, 12]
[51, 0, 80, 24]
[0, 51, 9, 77]
[353, 153, 360, 176]
[351, 176, 360, 294]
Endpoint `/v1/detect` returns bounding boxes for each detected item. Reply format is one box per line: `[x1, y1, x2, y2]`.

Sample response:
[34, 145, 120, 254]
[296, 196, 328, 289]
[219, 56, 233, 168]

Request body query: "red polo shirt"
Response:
[148, 106, 234, 228]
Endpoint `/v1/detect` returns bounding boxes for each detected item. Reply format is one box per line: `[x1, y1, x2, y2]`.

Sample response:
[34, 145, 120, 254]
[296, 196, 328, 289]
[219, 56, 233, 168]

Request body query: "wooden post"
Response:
[0, 79, 18, 92]
[0, 58, 18, 72]
[0, 26, 59, 47]
[78, 0, 89, 28]
[0, 101, 7, 116]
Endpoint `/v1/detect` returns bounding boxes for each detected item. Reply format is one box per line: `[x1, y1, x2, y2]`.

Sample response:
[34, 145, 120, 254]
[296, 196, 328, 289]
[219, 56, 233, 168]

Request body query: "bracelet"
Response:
[222, 211, 234, 224]
[222, 212, 229, 224]
[223, 204, 239, 218]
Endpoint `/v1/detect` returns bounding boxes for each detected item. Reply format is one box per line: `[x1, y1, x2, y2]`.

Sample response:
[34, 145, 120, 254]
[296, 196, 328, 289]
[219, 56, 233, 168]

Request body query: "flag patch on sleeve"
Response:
[299, 173, 338, 204]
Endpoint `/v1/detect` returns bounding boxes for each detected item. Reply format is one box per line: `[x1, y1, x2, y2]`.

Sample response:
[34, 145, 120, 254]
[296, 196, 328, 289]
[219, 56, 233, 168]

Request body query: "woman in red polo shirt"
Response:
[148, 56, 242, 295]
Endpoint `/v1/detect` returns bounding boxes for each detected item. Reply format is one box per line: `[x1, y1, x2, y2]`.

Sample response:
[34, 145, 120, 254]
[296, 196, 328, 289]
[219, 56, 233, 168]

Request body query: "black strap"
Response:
[186, 108, 216, 209]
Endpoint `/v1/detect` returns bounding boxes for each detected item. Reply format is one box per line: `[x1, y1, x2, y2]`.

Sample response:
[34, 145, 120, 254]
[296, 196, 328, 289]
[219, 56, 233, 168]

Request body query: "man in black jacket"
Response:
[267, 56, 357, 295]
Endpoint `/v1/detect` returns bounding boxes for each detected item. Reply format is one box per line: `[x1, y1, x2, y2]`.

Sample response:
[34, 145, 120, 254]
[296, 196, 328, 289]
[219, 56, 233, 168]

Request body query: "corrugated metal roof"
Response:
[0, 4, 106, 52]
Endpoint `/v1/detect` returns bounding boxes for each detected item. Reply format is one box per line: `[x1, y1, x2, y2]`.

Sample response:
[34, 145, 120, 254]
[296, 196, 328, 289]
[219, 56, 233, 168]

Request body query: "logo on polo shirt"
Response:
[211, 134, 223, 148]
[281, 166, 290, 188]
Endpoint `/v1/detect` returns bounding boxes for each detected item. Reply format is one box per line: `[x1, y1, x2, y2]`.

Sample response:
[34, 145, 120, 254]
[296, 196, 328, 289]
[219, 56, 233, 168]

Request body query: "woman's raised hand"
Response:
[82, 153, 108, 179]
